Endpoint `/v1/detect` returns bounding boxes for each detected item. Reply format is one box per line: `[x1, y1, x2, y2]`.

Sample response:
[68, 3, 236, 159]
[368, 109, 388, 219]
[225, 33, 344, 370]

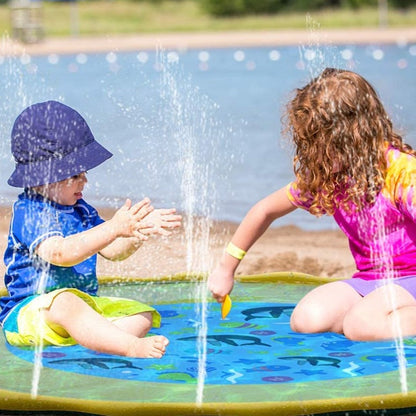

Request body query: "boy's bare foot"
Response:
[126, 335, 169, 358]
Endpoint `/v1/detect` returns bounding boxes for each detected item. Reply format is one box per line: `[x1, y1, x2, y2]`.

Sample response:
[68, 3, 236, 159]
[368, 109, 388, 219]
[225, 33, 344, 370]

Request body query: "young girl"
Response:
[1, 100, 181, 358]
[208, 68, 416, 342]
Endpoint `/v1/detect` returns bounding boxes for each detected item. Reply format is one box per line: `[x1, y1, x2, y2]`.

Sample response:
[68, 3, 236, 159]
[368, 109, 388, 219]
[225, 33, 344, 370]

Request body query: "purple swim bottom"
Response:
[344, 275, 416, 299]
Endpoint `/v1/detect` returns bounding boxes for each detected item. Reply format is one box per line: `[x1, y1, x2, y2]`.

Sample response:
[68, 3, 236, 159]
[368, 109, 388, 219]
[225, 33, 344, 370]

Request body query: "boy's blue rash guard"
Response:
[0, 191, 104, 324]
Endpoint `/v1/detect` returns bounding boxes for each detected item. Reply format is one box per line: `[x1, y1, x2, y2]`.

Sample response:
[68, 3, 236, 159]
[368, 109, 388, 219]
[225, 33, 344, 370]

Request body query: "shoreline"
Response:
[2, 27, 416, 57]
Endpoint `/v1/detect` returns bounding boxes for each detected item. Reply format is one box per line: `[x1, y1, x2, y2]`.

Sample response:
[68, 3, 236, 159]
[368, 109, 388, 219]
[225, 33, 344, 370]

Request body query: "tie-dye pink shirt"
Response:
[287, 147, 416, 280]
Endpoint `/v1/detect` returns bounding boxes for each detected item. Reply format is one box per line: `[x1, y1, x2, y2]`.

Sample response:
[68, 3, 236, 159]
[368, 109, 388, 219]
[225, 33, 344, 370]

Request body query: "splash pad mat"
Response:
[1, 272, 416, 415]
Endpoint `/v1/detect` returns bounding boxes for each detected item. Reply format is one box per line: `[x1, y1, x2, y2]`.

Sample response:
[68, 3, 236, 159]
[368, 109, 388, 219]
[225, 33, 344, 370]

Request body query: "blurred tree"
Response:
[390, 0, 416, 8]
[201, 0, 415, 16]
[341, 0, 377, 8]
[201, 0, 284, 16]
[243, 0, 285, 13]
[285, 0, 331, 11]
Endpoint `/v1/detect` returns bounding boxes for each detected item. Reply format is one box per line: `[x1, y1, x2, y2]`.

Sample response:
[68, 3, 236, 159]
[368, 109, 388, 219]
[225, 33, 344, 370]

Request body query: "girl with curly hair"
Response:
[208, 68, 416, 341]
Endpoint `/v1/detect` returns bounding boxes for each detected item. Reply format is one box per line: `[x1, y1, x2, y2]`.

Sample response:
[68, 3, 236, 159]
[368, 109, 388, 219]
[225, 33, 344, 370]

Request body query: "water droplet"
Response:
[47, 54, 59, 64]
[372, 49, 384, 60]
[153, 61, 163, 72]
[167, 51, 179, 63]
[341, 48, 353, 61]
[295, 60, 305, 70]
[246, 60, 256, 71]
[137, 51, 149, 64]
[303, 49, 316, 61]
[198, 62, 209, 71]
[409, 45, 416, 56]
[268, 50, 280, 61]
[397, 58, 408, 69]
[26, 64, 38, 74]
[198, 51, 210, 63]
[20, 53, 31, 65]
[68, 63, 78, 72]
[76, 53, 88, 65]
[109, 63, 120, 73]
[233, 50, 245, 62]
[106, 52, 117, 64]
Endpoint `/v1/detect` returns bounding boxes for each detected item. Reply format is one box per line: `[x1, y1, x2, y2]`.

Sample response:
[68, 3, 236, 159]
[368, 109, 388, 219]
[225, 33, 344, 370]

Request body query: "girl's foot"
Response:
[127, 335, 169, 358]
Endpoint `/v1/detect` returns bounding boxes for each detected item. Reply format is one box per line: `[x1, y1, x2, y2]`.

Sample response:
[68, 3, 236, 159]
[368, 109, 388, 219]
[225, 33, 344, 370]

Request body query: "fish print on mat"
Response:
[7, 302, 416, 384]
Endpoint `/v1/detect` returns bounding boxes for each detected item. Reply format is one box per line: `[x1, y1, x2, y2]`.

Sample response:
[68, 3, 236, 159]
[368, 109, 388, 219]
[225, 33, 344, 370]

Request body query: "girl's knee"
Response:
[342, 308, 374, 341]
[290, 303, 327, 334]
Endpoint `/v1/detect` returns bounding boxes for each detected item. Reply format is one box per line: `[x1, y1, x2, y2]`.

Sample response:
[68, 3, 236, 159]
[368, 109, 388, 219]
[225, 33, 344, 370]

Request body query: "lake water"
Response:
[1, 40, 415, 230]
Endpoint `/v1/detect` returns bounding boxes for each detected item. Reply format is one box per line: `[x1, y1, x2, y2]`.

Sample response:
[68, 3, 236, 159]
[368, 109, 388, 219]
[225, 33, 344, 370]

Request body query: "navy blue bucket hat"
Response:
[8, 100, 113, 188]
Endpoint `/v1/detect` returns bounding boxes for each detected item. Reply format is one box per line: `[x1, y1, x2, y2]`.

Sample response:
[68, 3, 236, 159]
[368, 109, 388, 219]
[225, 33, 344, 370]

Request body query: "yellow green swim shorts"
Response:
[3, 288, 161, 347]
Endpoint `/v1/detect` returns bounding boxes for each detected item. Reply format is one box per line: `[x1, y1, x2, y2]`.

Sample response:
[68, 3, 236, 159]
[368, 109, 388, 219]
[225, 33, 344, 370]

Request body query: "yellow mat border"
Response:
[0, 386, 415, 416]
[0, 271, 334, 298]
[98, 270, 343, 286]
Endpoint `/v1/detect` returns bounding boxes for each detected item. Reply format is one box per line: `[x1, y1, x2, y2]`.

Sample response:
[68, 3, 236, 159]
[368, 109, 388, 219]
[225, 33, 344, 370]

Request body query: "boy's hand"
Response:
[140, 208, 182, 236]
[111, 198, 155, 240]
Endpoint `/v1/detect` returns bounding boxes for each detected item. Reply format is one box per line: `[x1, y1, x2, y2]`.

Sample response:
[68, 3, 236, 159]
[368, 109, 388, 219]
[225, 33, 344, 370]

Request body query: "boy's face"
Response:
[37, 172, 88, 206]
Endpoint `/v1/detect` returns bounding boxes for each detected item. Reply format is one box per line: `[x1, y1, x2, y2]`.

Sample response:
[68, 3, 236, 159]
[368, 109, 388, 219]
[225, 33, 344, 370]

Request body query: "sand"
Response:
[0, 205, 356, 287]
[93, 210, 356, 280]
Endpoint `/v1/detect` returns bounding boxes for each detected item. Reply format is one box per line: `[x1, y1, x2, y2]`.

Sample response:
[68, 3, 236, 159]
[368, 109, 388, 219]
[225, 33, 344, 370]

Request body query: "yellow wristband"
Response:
[226, 242, 246, 260]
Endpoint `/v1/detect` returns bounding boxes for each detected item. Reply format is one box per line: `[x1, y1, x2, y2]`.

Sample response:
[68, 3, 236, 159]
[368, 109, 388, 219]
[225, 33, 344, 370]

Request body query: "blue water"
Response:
[1, 41, 415, 230]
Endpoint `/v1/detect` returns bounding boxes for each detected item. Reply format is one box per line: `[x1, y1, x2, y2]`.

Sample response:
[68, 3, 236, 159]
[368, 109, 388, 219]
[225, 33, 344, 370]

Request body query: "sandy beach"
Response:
[3, 25, 414, 287]
[0, 204, 356, 288]
[95, 210, 356, 280]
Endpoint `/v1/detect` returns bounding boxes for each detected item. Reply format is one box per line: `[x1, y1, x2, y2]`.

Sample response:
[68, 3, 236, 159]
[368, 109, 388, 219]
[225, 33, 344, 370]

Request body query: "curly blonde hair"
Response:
[284, 68, 414, 216]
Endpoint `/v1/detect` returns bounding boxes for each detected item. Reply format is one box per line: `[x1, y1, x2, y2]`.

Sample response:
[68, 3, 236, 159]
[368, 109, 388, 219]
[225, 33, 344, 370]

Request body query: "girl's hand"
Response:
[207, 264, 235, 303]
[140, 208, 182, 236]
[110, 198, 155, 240]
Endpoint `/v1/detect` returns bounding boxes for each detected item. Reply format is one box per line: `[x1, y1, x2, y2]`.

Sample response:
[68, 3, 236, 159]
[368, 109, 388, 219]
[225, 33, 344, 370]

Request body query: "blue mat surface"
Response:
[8, 301, 416, 385]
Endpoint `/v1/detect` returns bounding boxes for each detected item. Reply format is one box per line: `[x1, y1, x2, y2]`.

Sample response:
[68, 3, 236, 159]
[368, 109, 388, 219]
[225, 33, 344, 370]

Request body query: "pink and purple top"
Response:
[287, 147, 416, 281]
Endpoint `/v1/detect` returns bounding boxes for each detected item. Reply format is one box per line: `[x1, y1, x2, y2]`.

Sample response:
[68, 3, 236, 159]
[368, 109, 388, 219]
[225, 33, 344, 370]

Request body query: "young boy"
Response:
[1, 100, 181, 358]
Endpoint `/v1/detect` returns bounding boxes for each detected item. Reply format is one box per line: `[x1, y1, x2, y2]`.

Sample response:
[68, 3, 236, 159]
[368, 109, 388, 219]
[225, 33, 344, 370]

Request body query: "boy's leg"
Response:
[343, 284, 416, 341]
[112, 312, 153, 337]
[290, 281, 362, 334]
[43, 291, 168, 358]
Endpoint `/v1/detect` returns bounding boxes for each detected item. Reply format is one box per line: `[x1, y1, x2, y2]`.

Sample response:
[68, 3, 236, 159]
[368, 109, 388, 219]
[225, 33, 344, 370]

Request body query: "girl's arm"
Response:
[35, 199, 154, 267]
[208, 186, 297, 302]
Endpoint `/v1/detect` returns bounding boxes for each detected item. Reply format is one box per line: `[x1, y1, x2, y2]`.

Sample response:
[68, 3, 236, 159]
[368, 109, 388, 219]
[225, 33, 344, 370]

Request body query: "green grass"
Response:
[1, 0, 416, 38]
